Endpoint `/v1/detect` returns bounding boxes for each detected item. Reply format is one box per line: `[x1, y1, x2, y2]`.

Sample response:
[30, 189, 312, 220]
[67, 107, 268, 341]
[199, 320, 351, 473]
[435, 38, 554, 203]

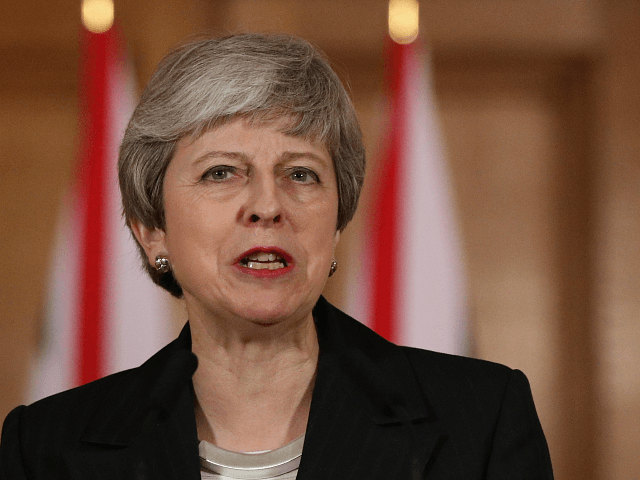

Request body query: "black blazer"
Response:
[0, 297, 554, 479]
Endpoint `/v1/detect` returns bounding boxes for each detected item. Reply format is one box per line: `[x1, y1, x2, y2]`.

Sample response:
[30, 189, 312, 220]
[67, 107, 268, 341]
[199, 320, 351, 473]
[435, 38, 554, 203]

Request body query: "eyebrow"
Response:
[193, 150, 330, 166]
[193, 151, 249, 165]
[280, 151, 330, 166]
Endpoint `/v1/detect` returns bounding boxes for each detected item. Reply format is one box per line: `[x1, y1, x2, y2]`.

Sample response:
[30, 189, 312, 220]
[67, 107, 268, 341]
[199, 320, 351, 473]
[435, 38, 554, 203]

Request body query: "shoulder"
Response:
[1, 329, 196, 478]
[315, 296, 528, 420]
[0, 367, 139, 479]
[314, 298, 553, 476]
[316, 295, 518, 395]
[401, 347, 553, 477]
[400, 345, 535, 420]
[2, 327, 191, 450]
[317, 296, 538, 422]
[402, 345, 520, 396]
[1, 365, 140, 461]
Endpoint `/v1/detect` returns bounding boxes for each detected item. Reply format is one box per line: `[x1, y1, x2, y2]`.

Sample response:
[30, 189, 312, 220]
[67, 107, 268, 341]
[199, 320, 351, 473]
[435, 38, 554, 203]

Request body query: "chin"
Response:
[236, 304, 297, 324]
[229, 293, 310, 326]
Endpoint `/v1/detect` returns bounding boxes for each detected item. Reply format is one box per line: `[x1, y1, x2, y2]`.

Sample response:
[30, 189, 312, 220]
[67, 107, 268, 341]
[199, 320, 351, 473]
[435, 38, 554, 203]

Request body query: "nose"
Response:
[242, 174, 283, 226]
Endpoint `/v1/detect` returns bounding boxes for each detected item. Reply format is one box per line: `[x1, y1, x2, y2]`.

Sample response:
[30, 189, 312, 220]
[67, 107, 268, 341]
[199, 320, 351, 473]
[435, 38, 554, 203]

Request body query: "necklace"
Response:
[199, 435, 304, 479]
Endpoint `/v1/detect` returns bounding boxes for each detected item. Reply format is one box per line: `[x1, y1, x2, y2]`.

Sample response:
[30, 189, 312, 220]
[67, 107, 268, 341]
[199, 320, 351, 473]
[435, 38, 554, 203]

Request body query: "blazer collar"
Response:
[79, 324, 197, 447]
[297, 297, 441, 480]
[75, 325, 201, 480]
[312, 296, 429, 425]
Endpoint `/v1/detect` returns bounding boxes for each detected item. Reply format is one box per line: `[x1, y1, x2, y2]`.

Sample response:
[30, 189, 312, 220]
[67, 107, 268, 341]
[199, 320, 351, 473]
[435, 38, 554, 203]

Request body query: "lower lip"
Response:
[233, 263, 294, 278]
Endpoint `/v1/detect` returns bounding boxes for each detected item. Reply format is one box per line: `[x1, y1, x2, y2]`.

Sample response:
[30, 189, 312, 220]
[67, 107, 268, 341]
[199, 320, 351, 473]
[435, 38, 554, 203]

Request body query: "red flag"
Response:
[28, 24, 173, 400]
[349, 38, 467, 355]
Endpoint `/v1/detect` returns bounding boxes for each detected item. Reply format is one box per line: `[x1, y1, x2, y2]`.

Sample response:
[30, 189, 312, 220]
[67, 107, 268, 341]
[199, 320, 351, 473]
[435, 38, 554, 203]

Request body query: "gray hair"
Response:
[118, 33, 366, 297]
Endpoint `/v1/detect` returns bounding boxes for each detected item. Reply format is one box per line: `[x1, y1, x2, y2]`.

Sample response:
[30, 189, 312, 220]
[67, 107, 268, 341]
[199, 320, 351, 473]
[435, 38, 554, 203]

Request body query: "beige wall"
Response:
[597, 1, 640, 476]
[1, 1, 639, 478]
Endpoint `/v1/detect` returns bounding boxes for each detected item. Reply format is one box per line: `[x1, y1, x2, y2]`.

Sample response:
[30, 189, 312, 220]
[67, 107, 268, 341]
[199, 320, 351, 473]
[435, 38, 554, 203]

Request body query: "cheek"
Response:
[163, 197, 229, 266]
[303, 206, 339, 264]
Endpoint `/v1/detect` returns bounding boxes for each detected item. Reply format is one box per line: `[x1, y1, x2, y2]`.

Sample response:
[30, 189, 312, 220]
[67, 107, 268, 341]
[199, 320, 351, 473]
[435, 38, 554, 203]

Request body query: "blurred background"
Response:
[1, 1, 639, 479]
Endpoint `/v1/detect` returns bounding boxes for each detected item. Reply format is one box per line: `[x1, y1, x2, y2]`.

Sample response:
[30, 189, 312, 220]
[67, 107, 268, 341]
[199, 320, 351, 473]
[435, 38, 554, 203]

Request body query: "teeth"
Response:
[246, 261, 285, 270]
[245, 252, 282, 262]
[243, 251, 285, 265]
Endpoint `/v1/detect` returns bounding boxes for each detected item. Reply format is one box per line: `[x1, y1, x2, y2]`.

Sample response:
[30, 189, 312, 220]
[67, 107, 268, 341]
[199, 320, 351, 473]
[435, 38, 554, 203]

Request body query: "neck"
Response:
[190, 307, 319, 453]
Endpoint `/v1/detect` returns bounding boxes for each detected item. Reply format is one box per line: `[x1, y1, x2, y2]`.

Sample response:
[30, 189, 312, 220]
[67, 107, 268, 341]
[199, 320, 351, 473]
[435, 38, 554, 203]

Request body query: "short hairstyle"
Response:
[118, 33, 366, 297]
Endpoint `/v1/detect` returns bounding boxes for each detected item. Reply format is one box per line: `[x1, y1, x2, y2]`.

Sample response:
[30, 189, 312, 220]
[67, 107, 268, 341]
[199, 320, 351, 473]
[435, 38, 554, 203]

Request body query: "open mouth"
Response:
[239, 250, 289, 270]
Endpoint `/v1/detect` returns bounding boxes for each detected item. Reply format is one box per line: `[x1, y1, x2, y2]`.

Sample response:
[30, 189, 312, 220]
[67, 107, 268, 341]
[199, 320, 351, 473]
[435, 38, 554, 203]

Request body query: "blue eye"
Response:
[289, 168, 319, 184]
[292, 171, 308, 182]
[203, 165, 236, 182]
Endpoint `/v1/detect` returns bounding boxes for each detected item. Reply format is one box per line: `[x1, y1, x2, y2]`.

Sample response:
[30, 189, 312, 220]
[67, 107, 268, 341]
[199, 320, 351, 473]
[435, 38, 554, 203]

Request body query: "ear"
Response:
[333, 229, 341, 249]
[130, 221, 167, 265]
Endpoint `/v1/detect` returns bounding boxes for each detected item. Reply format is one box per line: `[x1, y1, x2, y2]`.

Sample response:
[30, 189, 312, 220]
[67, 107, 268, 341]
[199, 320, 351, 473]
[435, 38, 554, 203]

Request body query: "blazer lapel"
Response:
[72, 325, 201, 480]
[298, 298, 443, 480]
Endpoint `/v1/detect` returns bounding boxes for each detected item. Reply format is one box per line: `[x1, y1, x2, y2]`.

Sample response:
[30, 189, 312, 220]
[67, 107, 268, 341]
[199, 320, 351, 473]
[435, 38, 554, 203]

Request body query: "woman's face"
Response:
[138, 118, 340, 327]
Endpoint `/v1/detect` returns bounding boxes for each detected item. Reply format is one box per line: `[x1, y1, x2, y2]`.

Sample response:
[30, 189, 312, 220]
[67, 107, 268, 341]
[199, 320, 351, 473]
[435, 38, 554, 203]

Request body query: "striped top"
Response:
[199, 436, 304, 480]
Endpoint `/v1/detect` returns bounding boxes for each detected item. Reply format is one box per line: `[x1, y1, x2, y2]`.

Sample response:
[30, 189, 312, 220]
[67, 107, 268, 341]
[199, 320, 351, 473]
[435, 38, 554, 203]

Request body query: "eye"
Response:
[202, 165, 236, 182]
[288, 168, 319, 184]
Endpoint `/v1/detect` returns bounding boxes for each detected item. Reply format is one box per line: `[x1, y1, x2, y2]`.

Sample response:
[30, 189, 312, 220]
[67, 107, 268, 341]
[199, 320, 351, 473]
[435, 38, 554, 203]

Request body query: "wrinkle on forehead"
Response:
[187, 111, 330, 152]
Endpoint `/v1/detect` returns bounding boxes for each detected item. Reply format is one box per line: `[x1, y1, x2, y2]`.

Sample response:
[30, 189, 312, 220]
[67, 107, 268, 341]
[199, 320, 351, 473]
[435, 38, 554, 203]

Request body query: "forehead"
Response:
[190, 111, 330, 150]
[179, 116, 331, 161]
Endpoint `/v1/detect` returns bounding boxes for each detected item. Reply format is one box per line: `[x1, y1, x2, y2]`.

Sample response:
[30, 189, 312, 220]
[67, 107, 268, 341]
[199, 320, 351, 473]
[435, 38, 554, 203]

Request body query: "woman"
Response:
[0, 34, 553, 479]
